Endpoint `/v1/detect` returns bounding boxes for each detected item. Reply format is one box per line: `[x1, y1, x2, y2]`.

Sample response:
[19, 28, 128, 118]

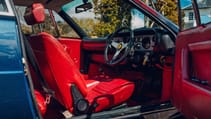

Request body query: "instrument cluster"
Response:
[113, 34, 156, 52]
[134, 35, 156, 52]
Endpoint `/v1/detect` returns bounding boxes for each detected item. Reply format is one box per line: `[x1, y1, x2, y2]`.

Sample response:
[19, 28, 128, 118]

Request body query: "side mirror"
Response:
[75, 2, 92, 13]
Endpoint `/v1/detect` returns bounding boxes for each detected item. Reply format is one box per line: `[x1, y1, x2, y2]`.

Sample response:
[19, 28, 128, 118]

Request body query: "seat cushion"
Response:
[86, 78, 134, 112]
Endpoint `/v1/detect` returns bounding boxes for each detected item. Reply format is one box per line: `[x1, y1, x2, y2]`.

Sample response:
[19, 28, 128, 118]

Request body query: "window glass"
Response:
[0, 0, 8, 12]
[16, 5, 79, 38]
[31, 10, 58, 36]
[16, 6, 56, 35]
[180, 0, 196, 30]
[180, 0, 211, 30]
[15, 6, 33, 34]
[197, 0, 211, 24]
[25, 9, 58, 37]
[52, 11, 79, 38]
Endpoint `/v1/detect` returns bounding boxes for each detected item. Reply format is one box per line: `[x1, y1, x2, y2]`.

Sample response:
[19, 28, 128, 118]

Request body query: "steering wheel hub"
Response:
[117, 43, 123, 50]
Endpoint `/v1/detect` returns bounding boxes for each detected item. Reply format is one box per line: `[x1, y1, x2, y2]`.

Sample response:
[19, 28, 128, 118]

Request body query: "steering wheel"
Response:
[104, 27, 133, 65]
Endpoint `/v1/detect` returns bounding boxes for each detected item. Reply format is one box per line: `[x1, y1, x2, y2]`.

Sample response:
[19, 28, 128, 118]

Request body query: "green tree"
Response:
[92, 0, 131, 37]
[41, 14, 58, 36]
[57, 21, 79, 38]
[154, 0, 178, 25]
[92, 0, 178, 37]
[73, 18, 96, 37]
[21, 25, 32, 34]
[29, 14, 58, 36]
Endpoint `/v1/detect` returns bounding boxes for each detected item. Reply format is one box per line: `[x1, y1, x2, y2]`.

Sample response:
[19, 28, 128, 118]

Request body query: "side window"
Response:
[15, 6, 57, 35]
[180, 0, 211, 30]
[31, 10, 57, 36]
[0, 1, 8, 12]
[52, 11, 79, 38]
[198, 1, 211, 25]
[16, 6, 79, 38]
[15, 6, 32, 34]
[180, 1, 196, 30]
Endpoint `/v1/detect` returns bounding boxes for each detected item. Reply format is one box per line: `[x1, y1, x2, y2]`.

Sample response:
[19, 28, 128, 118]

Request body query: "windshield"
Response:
[61, 0, 177, 38]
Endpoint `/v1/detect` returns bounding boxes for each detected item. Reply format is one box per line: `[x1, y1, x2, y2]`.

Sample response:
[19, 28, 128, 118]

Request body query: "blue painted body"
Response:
[0, 16, 37, 118]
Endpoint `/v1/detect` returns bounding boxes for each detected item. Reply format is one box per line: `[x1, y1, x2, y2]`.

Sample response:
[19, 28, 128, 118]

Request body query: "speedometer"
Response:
[142, 37, 151, 49]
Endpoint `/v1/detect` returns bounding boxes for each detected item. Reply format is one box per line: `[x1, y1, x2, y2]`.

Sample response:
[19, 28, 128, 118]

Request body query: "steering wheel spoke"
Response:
[111, 41, 119, 49]
[122, 42, 128, 49]
[112, 50, 121, 61]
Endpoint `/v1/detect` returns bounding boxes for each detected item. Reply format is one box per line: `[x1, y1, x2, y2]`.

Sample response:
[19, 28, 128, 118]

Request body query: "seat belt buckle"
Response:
[45, 94, 52, 104]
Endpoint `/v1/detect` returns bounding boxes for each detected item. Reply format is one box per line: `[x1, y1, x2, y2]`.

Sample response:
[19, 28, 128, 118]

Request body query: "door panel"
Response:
[182, 80, 211, 119]
[189, 41, 211, 86]
[82, 39, 106, 51]
[82, 39, 107, 64]
[173, 23, 211, 119]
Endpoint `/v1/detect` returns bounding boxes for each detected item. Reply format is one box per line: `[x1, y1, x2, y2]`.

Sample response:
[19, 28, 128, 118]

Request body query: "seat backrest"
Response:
[24, 3, 87, 111]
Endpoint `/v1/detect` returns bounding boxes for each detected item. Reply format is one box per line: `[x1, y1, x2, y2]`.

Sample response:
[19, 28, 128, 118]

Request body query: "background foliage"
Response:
[20, 0, 178, 37]
[153, 0, 178, 25]
[92, 0, 131, 36]
[92, 0, 178, 36]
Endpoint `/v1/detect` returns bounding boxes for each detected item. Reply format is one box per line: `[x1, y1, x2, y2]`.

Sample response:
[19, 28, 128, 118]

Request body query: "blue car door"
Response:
[0, 0, 38, 118]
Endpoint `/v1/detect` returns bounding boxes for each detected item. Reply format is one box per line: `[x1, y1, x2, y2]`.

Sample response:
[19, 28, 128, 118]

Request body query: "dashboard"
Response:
[83, 27, 175, 67]
[134, 34, 156, 52]
[113, 28, 168, 53]
[113, 28, 175, 66]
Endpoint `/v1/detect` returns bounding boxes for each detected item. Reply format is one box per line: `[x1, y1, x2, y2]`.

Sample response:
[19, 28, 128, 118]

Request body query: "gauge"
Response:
[142, 37, 151, 49]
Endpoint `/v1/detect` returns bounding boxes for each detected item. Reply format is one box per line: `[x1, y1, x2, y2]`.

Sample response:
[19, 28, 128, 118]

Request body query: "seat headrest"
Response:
[24, 3, 45, 25]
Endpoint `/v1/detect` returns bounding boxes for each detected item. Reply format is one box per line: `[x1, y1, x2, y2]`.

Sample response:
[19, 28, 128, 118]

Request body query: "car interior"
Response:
[14, 1, 177, 118]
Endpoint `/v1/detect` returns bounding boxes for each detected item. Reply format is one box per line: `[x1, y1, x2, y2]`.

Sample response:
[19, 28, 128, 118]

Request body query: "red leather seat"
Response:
[24, 3, 134, 113]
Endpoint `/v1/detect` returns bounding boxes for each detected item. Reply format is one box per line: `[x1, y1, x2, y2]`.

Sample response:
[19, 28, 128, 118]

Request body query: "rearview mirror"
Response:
[75, 2, 92, 13]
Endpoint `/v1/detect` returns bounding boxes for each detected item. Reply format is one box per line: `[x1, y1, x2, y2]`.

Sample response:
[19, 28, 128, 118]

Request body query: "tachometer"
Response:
[142, 37, 151, 49]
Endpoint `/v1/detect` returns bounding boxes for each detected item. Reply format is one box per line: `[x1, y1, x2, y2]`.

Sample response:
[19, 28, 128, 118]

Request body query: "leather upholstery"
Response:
[29, 33, 134, 112]
[26, 3, 134, 113]
[34, 90, 46, 116]
[24, 3, 45, 25]
[86, 78, 134, 112]
[29, 33, 88, 111]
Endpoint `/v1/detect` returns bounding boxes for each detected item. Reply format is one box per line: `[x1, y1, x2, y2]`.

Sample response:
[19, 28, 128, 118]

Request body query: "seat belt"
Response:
[23, 36, 54, 104]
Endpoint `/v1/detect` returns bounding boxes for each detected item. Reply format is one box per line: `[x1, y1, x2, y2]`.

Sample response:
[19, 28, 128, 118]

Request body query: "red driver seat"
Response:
[24, 3, 134, 113]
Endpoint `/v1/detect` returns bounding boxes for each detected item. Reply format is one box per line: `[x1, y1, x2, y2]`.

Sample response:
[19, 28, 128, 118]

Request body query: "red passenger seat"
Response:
[24, 3, 134, 113]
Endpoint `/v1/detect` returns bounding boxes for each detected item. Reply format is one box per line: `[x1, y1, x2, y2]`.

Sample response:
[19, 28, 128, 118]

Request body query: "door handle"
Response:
[191, 77, 209, 86]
